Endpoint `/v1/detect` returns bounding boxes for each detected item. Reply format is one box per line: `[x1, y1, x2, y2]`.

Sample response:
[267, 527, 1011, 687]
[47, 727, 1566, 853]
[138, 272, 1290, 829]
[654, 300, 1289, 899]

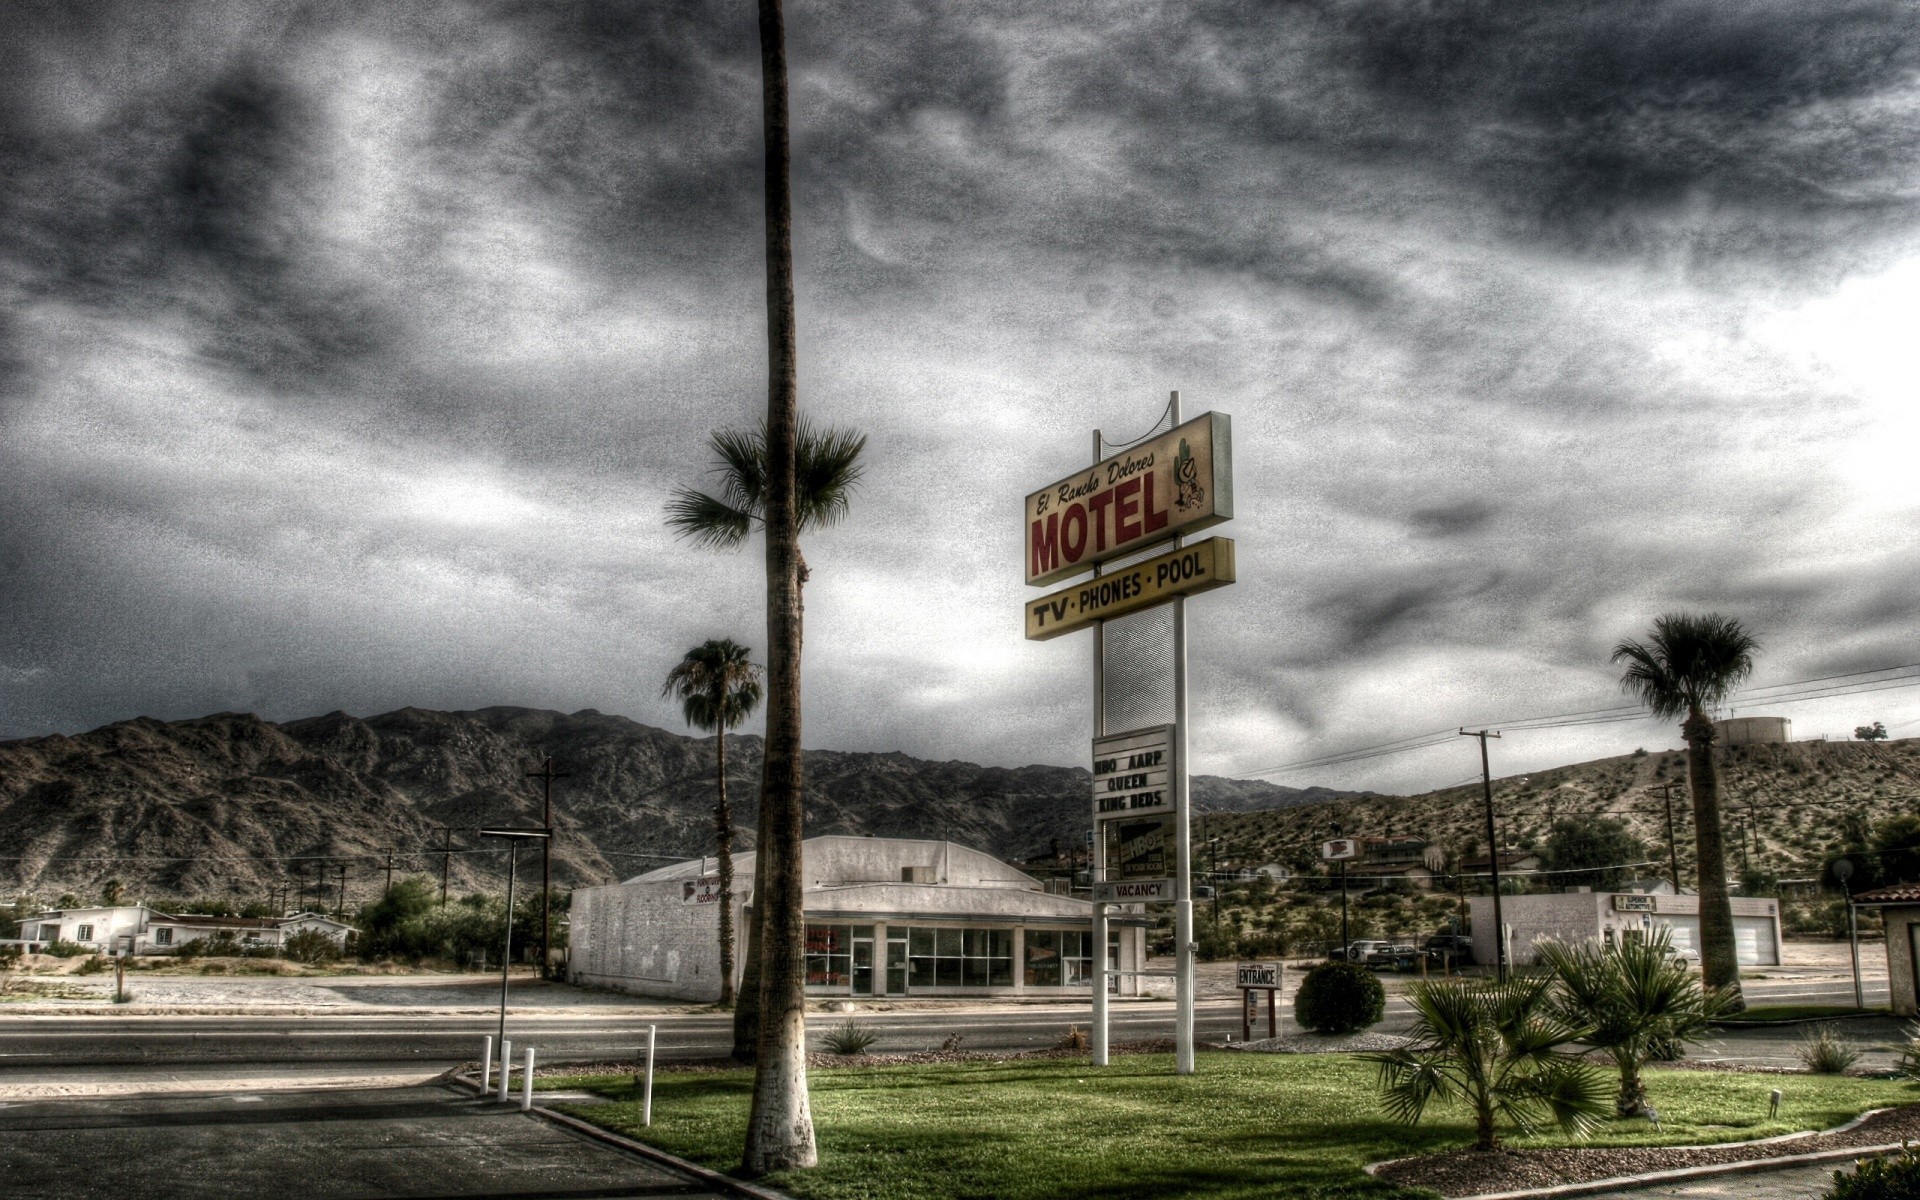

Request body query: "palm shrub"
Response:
[1366, 976, 1609, 1152]
[1294, 962, 1386, 1034]
[822, 1020, 877, 1056]
[1828, 1145, 1920, 1200]
[1538, 929, 1735, 1118]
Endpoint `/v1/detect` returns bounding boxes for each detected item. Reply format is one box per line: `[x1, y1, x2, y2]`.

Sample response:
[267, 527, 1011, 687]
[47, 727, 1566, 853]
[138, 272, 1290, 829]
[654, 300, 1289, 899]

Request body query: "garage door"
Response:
[1735, 916, 1778, 966]
[1657, 916, 1699, 958]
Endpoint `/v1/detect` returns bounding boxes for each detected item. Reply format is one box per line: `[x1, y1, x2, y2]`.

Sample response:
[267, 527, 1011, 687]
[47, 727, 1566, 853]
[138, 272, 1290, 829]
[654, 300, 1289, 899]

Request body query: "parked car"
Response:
[1424, 934, 1473, 966]
[1332, 939, 1391, 963]
[1364, 943, 1420, 971]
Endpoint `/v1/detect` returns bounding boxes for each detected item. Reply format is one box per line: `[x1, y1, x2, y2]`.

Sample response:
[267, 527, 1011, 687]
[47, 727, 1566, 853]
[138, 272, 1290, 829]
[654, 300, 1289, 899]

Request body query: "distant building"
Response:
[1717, 716, 1792, 746]
[1469, 892, 1781, 967]
[1851, 885, 1920, 1016]
[2, 904, 356, 954]
[568, 836, 1146, 1003]
[1460, 849, 1542, 876]
[1252, 863, 1291, 882]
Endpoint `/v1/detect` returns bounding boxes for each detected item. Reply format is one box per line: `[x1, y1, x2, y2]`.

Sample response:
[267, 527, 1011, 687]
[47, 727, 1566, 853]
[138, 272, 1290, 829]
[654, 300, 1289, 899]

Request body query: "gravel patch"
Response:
[1227, 1031, 1413, 1054]
[1373, 1104, 1920, 1197]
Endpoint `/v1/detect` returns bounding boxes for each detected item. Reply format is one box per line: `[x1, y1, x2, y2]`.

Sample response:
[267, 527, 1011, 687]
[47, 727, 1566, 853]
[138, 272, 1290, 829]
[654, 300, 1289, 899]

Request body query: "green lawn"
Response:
[1716, 1004, 1890, 1023]
[544, 1053, 1915, 1200]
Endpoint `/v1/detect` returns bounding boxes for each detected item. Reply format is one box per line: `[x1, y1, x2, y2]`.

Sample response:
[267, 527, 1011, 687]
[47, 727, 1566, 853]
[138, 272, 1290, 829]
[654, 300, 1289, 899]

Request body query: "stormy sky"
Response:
[3, 0, 1917, 794]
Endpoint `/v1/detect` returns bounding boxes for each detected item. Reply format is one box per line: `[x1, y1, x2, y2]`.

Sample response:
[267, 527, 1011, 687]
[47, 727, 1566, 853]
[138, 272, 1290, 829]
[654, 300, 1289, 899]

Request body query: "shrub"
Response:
[42, 940, 92, 958]
[1828, 1145, 1920, 1200]
[1800, 1024, 1862, 1074]
[1294, 962, 1386, 1035]
[74, 955, 111, 975]
[283, 929, 341, 965]
[822, 1020, 878, 1056]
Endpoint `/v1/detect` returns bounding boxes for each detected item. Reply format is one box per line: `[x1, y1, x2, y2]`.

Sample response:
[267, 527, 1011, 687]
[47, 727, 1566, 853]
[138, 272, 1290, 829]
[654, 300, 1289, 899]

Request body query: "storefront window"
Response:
[1026, 929, 1118, 987]
[806, 924, 853, 987]
[904, 926, 1012, 988]
[1025, 930, 1062, 987]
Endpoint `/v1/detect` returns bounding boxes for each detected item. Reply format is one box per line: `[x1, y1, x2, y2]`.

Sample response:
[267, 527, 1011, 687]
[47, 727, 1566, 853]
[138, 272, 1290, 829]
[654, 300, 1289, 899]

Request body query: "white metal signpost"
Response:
[1024, 392, 1234, 1078]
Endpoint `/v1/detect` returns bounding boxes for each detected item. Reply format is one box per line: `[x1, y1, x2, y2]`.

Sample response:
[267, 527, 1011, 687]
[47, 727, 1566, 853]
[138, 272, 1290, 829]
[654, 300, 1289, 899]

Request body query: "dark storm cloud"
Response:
[2, 0, 1917, 789]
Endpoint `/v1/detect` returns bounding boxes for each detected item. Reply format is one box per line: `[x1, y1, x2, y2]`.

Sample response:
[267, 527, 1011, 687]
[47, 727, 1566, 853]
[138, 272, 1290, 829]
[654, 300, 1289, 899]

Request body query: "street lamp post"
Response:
[479, 828, 551, 1088]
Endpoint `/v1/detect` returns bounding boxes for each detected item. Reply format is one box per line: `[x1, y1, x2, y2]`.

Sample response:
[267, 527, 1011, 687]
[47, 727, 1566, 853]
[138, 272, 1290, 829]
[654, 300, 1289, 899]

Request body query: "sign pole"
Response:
[1171, 390, 1195, 1077]
[1090, 428, 1110, 1069]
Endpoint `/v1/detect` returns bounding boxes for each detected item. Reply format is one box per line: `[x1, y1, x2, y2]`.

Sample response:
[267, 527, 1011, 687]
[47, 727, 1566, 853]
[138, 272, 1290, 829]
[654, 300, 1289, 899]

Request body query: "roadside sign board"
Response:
[1096, 878, 1174, 903]
[1611, 894, 1656, 912]
[1093, 725, 1174, 821]
[1237, 961, 1280, 989]
[1025, 412, 1233, 587]
[1104, 813, 1175, 880]
[1321, 838, 1358, 861]
[1026, 537, 1236, 640]
[681, 875, 723, 905]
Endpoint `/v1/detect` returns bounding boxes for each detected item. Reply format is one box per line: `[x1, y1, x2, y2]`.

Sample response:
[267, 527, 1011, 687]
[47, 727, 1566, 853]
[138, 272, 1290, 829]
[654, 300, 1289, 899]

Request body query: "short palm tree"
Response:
[1538, 929, 1736, 1118]
[662, 639, 763, 1007]
[1366, 976, 1609, 1152]
[1613, 613, 1759, 1005]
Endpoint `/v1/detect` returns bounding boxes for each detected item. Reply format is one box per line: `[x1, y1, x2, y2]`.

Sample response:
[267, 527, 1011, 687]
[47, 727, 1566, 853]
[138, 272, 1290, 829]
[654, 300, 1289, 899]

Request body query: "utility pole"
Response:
[1330, 821, 1349, 954]
[1652, 782, 1685, 893]
[337, 863, 347, 916]
[440, 827, 454, 905]
[384, 853, 395, 897]
[526, 757, 571, 980]
[1461, 729, 1506, 982]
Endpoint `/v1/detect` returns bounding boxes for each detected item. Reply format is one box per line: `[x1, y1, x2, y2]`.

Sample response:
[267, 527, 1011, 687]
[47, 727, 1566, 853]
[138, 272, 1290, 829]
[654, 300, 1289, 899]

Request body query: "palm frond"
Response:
[665, 488, 755, 549]
[795, 417, 867, 533]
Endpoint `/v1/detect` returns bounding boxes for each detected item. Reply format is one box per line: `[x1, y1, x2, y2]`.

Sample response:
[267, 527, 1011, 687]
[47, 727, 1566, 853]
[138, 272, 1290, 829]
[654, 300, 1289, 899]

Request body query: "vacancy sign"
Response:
[1026, 537, 1236, 641]
[1093, 725, 1175, 820]
[1025, 412, 1233, 587]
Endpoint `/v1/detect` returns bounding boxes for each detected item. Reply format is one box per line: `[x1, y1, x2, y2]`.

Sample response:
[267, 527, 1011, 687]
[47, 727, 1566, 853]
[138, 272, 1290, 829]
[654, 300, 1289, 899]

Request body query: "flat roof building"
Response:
[568, 835, 1146, 1002]
[1469, 891, 1781, 967]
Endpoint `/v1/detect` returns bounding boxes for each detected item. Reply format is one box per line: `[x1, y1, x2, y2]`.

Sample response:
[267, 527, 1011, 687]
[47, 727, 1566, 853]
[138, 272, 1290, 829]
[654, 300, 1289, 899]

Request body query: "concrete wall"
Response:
[1883, 907, 1920, 1017]
[568, 877, 744, 1002]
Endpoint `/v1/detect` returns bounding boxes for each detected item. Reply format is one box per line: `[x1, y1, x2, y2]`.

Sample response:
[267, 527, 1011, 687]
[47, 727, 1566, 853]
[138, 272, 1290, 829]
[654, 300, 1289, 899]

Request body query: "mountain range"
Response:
[0, 705, 1354, 904]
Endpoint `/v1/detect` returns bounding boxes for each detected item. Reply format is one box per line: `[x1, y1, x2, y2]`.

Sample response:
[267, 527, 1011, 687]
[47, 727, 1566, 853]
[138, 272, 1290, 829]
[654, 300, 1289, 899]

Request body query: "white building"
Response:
[1469, 891, 1782, 967]
[5, 905, 356, 954]
[569, 835, 1146, 1002]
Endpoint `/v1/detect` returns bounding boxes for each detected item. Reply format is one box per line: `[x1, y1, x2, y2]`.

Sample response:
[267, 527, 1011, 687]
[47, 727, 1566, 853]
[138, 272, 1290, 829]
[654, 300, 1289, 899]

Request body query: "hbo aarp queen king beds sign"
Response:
[1024, 411, 1233, 587]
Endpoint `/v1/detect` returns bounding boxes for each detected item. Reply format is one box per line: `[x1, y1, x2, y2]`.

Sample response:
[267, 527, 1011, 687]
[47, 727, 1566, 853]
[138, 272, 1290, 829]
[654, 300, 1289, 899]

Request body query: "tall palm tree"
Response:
[1613, 613, 1759, 1007]
[662, 639, 763, 1007]
[668, 417, 864, 1063]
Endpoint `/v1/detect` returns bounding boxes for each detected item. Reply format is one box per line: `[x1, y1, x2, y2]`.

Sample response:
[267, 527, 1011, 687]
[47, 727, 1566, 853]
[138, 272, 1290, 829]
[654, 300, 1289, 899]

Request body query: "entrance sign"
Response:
[1096, 879, 1174, 902]
[1093, 725, 1175, 820]
[1237, 961, 1280, 989]
[1025, 412, 1233, 587]
[1027, 538, 1237, 640]
[1104, 814, 1175, 880]
[1321, 838, 1359, 861]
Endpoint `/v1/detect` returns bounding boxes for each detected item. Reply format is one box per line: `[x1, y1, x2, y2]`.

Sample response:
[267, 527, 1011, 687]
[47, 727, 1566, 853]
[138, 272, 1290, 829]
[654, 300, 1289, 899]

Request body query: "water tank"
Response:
[1717, 716, 1792, 746]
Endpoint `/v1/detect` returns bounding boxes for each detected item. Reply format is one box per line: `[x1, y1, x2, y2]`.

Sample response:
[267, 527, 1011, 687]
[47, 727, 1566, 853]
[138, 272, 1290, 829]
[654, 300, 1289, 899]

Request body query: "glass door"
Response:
[886, 938, 908, 995]
[852, 938, 875, 996]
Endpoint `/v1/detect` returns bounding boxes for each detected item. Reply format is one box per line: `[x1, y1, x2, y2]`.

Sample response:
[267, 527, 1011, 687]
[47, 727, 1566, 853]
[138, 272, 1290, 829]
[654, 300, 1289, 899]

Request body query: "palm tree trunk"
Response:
[1685, 707, 1744, 1008]
[1616, 1055, 1648, 1119]
[742, 0, 815, 1174]
[716, 726, 735, 1008]
[732, 838, 764, 1061]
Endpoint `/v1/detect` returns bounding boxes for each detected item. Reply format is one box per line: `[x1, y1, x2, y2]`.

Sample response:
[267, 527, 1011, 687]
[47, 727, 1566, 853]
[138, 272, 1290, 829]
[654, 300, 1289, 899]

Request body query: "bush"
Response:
[822, 1020, 878, 1056]
[1800, 1024, 1862, 1074]
[1294, 962, 1385, 1034]
[74, 955, 111, 975]
[283, 929, 341, 965]
[42, 940, 92, 958]
[1829, 1145, 1920, 1200]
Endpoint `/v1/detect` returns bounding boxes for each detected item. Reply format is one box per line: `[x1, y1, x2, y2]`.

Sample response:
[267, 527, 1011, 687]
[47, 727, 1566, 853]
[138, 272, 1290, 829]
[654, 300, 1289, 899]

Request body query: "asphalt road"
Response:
[0, 1084, 719, 1199]
[0, 973, 1888, 1077]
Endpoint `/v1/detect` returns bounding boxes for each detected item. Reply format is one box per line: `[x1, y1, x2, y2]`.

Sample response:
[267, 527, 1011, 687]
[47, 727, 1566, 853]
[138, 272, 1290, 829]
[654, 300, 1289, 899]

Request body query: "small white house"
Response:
[1469, 891, 1782, 967]
[5, 905, 357, 954]
[570, 836, 1147, 1003]
[5, 905, 156, 952]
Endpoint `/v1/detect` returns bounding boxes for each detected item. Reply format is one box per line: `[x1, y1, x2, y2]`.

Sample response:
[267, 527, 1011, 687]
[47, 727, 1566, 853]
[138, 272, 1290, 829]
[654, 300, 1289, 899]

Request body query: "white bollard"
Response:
[498, 1038, 512, 1102]
[521, 1046, 535, 1111]
[480, 1035, 493, 1094]
[643, 1024, 656, 1127]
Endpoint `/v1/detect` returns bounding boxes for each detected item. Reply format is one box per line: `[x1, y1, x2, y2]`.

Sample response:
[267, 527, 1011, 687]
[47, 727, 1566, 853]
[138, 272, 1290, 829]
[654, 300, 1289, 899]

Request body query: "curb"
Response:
[1711, 1011, 1891, 1029]
[1449, 1142, 1904, 1200]
[448, 1070, 793, 1200]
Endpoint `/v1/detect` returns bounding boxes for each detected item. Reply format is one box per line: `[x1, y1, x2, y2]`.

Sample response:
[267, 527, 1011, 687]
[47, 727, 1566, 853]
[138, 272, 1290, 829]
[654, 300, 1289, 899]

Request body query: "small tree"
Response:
[1542, 816, 1645, 892]
[1295, 962, 1385, 1034]
[283, 929, 341, 965]
[101, 879, 125, 906]
[1856, 722, 1889, 743]
[1367, 976, 1608, 1152]
[1537, 929, 1735, 1118]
